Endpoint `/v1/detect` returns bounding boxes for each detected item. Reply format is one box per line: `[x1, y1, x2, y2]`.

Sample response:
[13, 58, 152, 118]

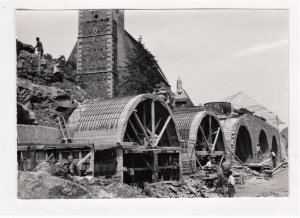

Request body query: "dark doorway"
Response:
[258, 130, 268, 154]
[235, 126, 252, 162]
[272, 136, 278, 154]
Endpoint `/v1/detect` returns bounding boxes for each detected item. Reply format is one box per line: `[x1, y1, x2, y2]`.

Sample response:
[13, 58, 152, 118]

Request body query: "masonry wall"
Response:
[221, 114, 281, 161]
[77, 10, 120, 98]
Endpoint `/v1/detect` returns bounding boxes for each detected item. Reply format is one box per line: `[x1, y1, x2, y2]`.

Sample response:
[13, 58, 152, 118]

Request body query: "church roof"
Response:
[124, 31, 171, 87]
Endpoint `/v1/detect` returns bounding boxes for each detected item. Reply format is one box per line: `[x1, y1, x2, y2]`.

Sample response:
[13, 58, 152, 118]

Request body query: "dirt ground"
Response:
[235, 167, 289, 197]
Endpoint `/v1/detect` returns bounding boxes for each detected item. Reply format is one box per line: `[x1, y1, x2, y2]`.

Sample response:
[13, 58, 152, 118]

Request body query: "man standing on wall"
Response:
[34, 37, 44, 57]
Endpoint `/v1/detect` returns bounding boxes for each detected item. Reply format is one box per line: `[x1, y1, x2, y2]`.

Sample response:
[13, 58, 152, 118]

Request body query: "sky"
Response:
[16, 9, 289, 127]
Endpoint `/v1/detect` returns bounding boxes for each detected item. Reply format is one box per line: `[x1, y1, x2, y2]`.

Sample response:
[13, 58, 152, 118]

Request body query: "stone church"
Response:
[68, 9, 170, 99]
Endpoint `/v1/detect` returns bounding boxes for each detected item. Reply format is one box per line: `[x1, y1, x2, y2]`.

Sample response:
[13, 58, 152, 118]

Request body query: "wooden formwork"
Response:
[67, 94, 182, 185]
[173, 107, 226, 172]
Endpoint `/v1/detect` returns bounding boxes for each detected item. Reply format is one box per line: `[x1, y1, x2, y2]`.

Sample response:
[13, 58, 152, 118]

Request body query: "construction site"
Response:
[16, 9, 289, 199]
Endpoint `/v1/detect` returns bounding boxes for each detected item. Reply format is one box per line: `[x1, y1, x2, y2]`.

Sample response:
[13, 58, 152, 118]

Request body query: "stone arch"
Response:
[272, 136, 278, 154]
[235, 125, 253, 162]
[258, 130, 268, 154]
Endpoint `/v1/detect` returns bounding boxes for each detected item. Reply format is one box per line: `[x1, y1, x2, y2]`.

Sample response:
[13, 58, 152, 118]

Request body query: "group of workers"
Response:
[203, 157, 235, 197]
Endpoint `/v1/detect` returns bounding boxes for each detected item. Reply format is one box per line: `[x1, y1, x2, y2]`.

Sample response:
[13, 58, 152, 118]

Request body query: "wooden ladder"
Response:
[57, 116, 72, 143]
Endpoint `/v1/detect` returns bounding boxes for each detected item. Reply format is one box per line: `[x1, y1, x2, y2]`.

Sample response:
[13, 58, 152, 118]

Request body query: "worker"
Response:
[270, 149, 277, 168]
[142, 182, 152, 197]
[34, 37, 44, 57]
[65, 155, 80, 177]
[128, 168, 135, 186]
[227, 170, 235, 197]
[216, 166, 225, 196]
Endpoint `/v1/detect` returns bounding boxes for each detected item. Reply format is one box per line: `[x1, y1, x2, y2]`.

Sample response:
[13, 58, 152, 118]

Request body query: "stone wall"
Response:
[221, 114, 281, 162]
[77, 9, 120, 98]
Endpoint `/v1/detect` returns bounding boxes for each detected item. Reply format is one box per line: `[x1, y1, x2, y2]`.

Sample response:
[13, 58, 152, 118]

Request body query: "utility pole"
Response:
[276, 116, 282, 162]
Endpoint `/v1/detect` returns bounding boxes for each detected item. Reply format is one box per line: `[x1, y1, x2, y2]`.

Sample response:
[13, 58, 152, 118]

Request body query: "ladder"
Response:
[57, 115, 72, 143]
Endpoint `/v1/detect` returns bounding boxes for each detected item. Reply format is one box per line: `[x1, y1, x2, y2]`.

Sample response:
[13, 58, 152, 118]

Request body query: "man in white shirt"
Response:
[227, 170, 235, 197]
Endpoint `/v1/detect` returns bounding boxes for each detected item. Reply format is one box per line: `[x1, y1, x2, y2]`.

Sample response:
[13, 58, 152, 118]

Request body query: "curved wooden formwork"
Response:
[68, 94, 181, 184]
[173, 108, 226, 172]
[68, 94, 180, 147]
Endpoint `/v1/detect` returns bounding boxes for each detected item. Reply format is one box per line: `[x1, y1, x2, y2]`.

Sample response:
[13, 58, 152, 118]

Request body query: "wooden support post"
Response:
[151, 100, 155, 138]
[128, 119, 142, 145]
[209, 115, 212, 144]
[133, 111, 152, 146]
[116, 148, 124, 182]
[59, 150, 62, 164]
[178, 152, 183, 184]
[79, 151, 82, 161]
[153, 152, 159, 182]
[154, 116, 171, 147]
[190, 143, 196, 160]
[90, 148, 95, 177]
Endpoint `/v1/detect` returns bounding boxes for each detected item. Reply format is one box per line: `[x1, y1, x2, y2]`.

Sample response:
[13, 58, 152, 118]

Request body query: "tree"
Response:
[120, 40, 162, 96]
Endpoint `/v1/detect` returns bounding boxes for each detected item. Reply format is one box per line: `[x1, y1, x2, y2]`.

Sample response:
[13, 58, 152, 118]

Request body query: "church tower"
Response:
[77, 9, 124, 98]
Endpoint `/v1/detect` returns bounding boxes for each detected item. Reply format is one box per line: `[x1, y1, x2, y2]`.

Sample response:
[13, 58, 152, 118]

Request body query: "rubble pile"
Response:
[146, 177, 207, 198]
[18, 171, 91, 199]
[16, 42, 91, 124]
[257, 192, 280, 197]
[18, 162, 146, 199]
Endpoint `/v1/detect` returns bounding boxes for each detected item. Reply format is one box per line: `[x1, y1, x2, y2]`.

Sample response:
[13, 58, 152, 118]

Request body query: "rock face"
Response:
[16, 43, 91, 124]
[17, 78, 89, 124]
[16, 40, 35, 54]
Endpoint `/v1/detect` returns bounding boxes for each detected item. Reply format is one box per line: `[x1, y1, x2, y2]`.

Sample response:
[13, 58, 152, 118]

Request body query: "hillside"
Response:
[16, 40, 91, 125]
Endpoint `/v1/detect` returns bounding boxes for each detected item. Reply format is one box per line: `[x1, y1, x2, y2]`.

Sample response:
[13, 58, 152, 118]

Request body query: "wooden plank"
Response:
[211, 127, 220, 151]
[199, 125, 210, 150]
[133, 111, 152, 146]
[128, 118, 142, 145]
[272, 162, 285, 172]
[195, 156, 202, 170]
[77, 152, 91, 169]
[125, 132, 133, 142]
[272, 168, 285, 175]
[224, 145, 246, 166]
[154, 116, 171, 147]
[219, 155, 224, 167]
[141, 156, 154, 172]
[155, 118, 162, 131]
[195, 151, 225, 155]
[46, 153, 54, 162]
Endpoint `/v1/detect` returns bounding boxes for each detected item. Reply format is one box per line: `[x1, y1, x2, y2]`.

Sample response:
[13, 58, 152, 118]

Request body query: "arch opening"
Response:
[272, 136, 278, 154]
[258, 130, 268, 154]
[196, 115, 225, 152]
[235, 126, 253, 162]
[123, 98, 179, 147]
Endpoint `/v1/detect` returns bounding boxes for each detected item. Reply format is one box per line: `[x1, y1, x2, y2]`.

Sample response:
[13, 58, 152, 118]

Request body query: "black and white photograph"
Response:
[0, 0, 300, 216]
